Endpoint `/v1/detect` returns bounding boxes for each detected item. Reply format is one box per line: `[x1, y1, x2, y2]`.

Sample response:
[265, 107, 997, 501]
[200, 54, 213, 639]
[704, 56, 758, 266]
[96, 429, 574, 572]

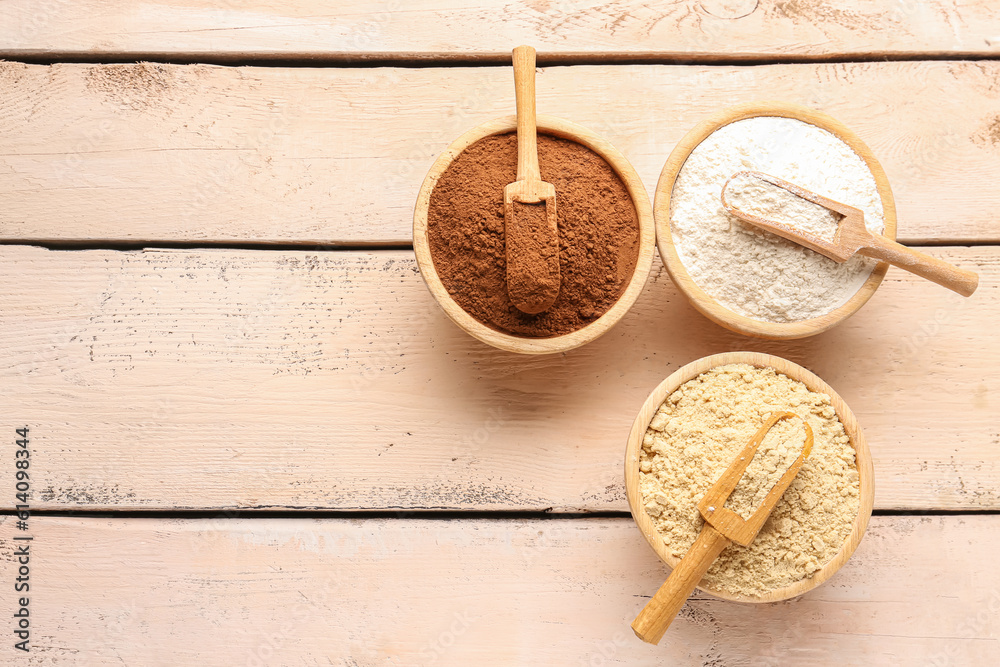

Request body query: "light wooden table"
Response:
[1, 2, 999, 664]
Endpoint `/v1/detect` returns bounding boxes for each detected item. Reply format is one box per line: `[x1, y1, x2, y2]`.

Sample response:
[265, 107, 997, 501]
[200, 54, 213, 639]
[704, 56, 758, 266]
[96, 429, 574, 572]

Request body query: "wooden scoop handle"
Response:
[859, 234, 978, 297]
[631, 524, 730, 645]
[505, 46, 560, 315]
[512, 45, 540, 183]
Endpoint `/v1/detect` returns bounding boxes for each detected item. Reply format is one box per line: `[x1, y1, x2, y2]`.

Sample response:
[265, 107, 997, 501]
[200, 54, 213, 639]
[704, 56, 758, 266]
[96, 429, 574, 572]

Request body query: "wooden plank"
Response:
[1, 245, 996, 512]
[3, 0, 1000, 61]
[0, 515, 997, 665]
[2, 61, 1000, 245]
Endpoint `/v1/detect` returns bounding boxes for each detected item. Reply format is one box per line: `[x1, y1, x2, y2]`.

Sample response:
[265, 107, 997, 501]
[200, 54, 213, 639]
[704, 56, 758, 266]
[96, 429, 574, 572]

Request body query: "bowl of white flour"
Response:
[654, 102, 897, 339]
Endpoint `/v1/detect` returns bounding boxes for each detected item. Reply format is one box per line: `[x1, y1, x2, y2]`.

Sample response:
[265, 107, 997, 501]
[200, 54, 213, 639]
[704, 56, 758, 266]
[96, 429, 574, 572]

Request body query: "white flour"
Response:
[670, 117, 885, 322]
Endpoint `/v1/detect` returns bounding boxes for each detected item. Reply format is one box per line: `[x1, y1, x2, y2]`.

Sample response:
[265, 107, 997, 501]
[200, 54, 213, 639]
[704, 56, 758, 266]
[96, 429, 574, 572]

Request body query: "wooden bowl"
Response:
[413, 115, 655, 354]
[654, 102, 898, 340]
[624, 351, 875, 603]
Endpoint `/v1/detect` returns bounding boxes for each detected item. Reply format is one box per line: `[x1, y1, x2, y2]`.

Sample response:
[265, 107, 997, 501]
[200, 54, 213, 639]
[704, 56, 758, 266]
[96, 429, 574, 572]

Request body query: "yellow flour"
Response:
[639, 363, 859, 596]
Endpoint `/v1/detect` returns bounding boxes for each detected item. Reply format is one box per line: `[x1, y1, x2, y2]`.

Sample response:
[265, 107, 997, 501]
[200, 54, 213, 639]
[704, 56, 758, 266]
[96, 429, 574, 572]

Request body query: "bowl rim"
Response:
[413, 114, 656, 354]
[624, 351, 875, 603]
[653, 101, 898, 340]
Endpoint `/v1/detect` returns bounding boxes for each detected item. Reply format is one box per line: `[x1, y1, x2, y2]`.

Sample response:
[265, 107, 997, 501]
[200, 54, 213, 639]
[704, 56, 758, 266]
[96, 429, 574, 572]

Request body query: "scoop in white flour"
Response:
[723, 171, 843, 243]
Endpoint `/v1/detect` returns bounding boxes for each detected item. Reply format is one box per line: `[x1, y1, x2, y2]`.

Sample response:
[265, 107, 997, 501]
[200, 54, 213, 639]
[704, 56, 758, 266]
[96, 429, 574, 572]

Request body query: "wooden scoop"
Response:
[721, 171, 978, 297]
[504, 45, 560, 315]
[632, 412, 814, 645]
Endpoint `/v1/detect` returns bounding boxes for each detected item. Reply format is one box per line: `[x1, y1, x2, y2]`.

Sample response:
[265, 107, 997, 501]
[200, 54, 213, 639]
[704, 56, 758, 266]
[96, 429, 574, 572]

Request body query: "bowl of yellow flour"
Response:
[624, 352, 874, 602]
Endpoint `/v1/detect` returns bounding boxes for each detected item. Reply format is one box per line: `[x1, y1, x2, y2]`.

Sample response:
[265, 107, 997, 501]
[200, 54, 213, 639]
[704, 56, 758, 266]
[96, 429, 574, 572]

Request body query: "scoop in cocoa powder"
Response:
[427, 132, 640, 338]
[505, 200, 561, 314]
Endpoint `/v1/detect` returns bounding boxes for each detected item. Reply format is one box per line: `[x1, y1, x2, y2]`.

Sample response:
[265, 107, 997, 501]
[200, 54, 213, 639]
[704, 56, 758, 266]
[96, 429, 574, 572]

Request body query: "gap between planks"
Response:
[3, 239, 998, 253]
[9, 51, 1000, 68]
[1, 508, 998, 519]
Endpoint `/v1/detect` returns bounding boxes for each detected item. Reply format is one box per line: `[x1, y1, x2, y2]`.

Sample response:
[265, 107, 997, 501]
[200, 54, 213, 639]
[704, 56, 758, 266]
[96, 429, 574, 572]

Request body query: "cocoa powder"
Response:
[427, 132, 640, 337]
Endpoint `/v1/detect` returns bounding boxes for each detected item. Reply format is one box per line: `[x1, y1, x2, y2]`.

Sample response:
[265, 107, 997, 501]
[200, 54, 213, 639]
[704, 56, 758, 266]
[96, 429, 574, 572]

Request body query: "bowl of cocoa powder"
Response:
[414, 115, 655, 354]
[624, 351, 874, 603]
